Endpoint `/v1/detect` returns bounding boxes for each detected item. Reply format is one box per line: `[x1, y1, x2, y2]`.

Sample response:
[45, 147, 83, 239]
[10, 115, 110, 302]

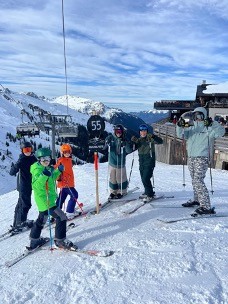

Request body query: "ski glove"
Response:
[204, 117, 213, 127]
[58, 164, 64, 172]
[43, 168, 52, 177]
[147, 133, 154, 140]
[177, 118, 185, 127]
[131, 136, 138, 143]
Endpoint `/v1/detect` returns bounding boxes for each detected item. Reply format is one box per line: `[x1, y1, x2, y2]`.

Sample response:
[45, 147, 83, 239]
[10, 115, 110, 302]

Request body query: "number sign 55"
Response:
[87, 115, 105, 137]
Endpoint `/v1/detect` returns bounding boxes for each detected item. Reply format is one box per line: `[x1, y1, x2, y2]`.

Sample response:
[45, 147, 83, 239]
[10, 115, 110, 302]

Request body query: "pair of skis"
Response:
[5, 232, 114, 268]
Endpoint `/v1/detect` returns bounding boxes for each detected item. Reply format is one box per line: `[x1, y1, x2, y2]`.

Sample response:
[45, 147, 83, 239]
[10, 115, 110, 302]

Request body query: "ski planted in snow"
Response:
[157, 213, 228, 224]
[123, 195, 175, 215]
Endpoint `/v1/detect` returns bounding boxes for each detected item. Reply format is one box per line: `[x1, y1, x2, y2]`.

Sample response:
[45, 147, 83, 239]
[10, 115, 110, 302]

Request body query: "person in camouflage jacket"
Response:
[131, 124, 163, 201]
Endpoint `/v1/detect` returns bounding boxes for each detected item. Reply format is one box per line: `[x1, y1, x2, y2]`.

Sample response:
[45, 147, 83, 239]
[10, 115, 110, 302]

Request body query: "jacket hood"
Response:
[193, 107, 207, 119]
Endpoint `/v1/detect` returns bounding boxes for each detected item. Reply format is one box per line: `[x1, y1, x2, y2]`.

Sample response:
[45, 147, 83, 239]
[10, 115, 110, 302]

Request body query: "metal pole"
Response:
[51, 123, 56, 159]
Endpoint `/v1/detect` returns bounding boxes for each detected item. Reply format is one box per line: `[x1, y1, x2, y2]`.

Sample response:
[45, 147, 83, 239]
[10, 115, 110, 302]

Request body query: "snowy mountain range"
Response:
[0, 87, 166, 194]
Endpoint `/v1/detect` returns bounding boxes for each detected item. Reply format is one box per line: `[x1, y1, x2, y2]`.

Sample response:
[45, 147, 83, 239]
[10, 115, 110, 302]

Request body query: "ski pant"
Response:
[139, 164, 155, 197]
[30, 206, 67, 241]
[56, 187, 78, 213]
[13, 191, 32, 227]
[109, 165, 128, 195]
[188, 156, 210, 208]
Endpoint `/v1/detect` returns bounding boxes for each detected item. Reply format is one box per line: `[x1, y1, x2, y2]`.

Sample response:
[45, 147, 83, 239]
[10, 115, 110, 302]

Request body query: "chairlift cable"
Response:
[61, 0, 69, 115]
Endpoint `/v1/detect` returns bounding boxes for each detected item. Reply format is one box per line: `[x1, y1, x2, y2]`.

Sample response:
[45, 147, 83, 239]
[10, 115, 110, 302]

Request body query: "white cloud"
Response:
[0, 0, 228, 105]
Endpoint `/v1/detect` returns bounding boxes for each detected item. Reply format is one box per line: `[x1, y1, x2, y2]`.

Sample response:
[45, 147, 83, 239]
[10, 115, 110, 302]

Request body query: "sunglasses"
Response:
[22, 147, 32, 153]
[40, 156, 51, 162]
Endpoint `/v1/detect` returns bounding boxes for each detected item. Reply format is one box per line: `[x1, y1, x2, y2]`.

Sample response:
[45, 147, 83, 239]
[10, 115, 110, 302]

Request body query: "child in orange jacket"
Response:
[55, 144, 78, 219]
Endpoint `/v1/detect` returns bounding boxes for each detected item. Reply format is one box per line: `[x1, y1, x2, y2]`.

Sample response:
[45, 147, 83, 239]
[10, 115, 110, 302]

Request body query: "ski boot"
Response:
[191, 206, 216, 217]
[29, 237, 50, 250]
[54, 239, 78, 250]
[182, 200, 200, 207]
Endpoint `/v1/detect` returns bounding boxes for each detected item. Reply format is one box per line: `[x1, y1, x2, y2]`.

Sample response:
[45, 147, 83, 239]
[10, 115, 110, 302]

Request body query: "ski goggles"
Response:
[40, 156, 51, 162]
[193, 112, 204, 120]
[139, 126, 148, 131]
[62, 150, 71, 154]
[115, 129, 122, 134]
[22, 147, 32, 153]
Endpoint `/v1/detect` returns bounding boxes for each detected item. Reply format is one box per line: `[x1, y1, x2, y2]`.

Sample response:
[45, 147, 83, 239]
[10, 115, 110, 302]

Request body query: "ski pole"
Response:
[107, 145, 111, 192]
[128, 149, 135, 186]
[120, 146, 123, 195]
[66, 185, 85, 214]
[207, 130, 214, 194]
[45, 181, 53, 250]
[181, 130, 186, 188]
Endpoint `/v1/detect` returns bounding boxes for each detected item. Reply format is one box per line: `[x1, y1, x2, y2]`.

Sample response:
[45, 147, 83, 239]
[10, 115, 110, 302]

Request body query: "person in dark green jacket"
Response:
[105, 124, 132, 200]
[29, 147, 77, 250]
[131, 124, 163, 202]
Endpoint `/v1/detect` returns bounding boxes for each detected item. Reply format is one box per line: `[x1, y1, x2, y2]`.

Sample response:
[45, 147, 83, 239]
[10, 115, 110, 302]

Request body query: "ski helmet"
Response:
[114, 124, 125, 136]
[60, 143, 72, 154]
[20, 142, 33, 150]
[180, 111, 194, 127]
[35, 147, 52, 159]
[139, 124, 148, 132]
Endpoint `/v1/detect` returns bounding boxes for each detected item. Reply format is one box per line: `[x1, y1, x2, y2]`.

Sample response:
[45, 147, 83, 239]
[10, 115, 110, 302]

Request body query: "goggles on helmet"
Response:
[139, 125, 148, 131]
[40, 156, 51, 162]
[22, 147, 32, 153]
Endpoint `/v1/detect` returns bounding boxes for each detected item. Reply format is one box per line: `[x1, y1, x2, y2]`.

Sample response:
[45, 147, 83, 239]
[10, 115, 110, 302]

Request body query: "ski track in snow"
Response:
[0, 157, 228, 304]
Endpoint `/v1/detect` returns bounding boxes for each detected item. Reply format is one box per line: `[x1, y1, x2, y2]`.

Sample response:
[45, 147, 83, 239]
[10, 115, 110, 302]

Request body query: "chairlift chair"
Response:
[57, 125, 78, 138]
[16, 123, 40, 137]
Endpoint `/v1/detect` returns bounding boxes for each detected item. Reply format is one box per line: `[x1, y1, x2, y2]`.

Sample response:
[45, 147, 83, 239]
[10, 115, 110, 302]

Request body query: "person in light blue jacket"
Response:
[176, 107, 225, 216]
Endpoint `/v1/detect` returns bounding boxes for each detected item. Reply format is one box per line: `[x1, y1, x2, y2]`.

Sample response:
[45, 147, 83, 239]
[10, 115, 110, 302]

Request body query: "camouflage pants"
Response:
[109, 165, 128, 195]
[188, 157, 210, 208]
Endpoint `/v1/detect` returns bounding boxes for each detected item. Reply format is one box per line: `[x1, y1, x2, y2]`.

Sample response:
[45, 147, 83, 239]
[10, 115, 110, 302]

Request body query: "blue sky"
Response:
[1, 0, 228, 107]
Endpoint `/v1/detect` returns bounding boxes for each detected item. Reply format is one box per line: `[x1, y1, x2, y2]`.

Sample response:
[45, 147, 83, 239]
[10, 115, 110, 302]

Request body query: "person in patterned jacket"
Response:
[176, 107, 225, 216]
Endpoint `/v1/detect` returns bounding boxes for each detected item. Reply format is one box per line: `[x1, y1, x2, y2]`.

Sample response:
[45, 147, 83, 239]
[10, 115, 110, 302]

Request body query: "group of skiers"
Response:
[9, 106, 225, 250]
[10, 143, 78, 250]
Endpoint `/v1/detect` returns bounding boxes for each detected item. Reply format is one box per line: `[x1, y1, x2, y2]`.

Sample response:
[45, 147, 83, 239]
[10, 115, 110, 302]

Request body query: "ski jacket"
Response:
[10, 153, 37, 192]
[30, 162, 61, 212]
[55, 157, 75, 188]
[176, 108, 225, 157]
[105, 134, 132, 168]
[133, 133, 163, 168]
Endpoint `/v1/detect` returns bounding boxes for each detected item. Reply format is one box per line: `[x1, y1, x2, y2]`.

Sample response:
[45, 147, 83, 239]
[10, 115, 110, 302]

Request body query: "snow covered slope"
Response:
[0, 156, 227, 304]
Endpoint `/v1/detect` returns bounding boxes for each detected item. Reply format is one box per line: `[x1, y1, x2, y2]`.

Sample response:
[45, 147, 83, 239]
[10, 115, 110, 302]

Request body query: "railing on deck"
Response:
[153, 123, 228, 151]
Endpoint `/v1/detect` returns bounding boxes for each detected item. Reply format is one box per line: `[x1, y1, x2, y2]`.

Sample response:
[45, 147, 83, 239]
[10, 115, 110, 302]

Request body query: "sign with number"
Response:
[87, 115, 105, 138]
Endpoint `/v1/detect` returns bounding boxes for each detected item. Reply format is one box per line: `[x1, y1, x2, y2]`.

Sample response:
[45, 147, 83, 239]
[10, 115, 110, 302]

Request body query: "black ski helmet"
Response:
[20, 141, 33, 150]
[114, 124, 124, 133]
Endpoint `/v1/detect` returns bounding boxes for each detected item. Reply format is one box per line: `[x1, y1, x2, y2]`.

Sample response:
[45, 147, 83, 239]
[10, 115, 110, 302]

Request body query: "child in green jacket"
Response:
[29, 147, 77, 250]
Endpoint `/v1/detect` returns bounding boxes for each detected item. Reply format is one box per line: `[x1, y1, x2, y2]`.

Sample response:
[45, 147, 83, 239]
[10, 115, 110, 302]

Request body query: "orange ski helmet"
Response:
[60, 143, 72, 154]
